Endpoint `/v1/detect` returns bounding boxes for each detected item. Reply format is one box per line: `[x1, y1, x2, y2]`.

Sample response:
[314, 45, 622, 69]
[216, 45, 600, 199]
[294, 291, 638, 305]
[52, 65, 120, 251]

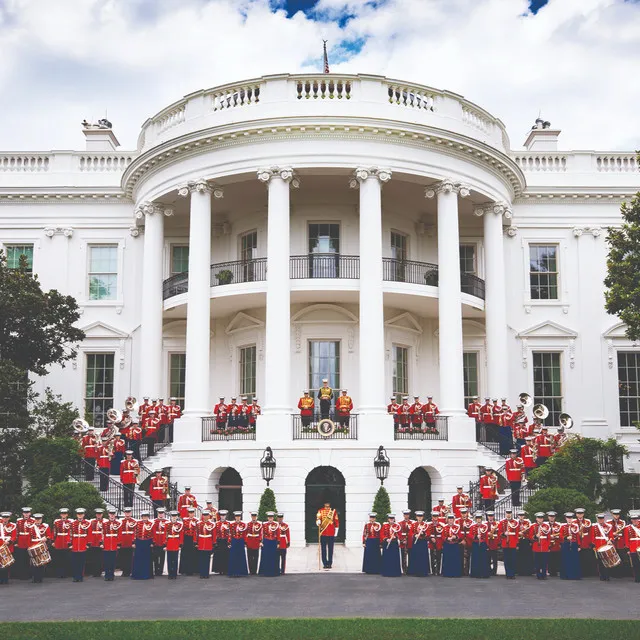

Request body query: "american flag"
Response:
[323, 40, 330, 74]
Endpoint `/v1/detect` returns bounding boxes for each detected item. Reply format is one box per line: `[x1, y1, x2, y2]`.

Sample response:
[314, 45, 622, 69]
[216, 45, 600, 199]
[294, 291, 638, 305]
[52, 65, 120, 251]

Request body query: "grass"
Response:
[0, 619, 639, 640]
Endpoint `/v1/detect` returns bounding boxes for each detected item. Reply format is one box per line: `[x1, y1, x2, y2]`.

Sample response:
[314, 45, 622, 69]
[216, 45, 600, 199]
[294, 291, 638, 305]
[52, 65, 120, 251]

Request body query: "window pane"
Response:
[239, 345, 257, 399]
[459, 245, 476, 275]
[392, 345, 409, 399]
[463, 352, 479, 407]
[618, 351, 640, 427]
[85, 353, 115, 428]
[169, 353, 186, 407]
[529, 245, 558, 300]
[308, 341, 340, 399]
[6, 244, 34, 272]
[171, 246, 189, 274]
[532, 351, 562, 424]
[88, 246, 118, 300]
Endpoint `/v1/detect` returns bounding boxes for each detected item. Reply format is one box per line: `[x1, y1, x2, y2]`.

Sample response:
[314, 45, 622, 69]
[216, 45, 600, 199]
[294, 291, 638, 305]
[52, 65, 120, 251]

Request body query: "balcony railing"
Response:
[290, 254, 359, 279]
[163, 272, 188, 300]
[211, 258, 267, 287]
[383, 258, 486, 300]
[291, 414, 359, 440]
[393, 415, 449, 441]
[201, 417, 256, 441]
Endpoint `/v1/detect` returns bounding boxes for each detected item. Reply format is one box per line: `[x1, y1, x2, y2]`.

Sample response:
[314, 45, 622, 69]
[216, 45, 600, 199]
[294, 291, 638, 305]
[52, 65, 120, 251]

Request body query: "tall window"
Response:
[85, 353, 114, 428]
[459, 245, 477, 275]
[240, 231, 258, 282]
[532, 352, 562, 425]
[463, 352, 479, 407]
[239, 345, 257, 401]
[308, 224, 340, 278]
[171, 246, 189, 275]
[308, 341, 340, 401]
[390, 232, 408, 282]
[392, 345, 409, 401]
[5, 244, 34, 274]
[169, 353, 186, 407]
[529, 244, 558, 300]
[88, 245, 118, 300]
[618, 352, 640, 427]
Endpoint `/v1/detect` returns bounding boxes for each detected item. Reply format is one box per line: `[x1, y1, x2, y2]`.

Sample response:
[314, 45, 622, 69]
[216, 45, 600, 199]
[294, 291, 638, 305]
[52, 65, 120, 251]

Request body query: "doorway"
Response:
[408, 467, 432, 515]
[218, 467, 243, 514]
[305, 466, 345, 543]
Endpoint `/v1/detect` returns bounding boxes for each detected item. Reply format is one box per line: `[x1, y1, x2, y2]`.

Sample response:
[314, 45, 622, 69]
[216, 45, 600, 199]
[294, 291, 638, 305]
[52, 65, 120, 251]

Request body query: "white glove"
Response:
[334, 529, 339, 536]
[316, 520, 321, 526]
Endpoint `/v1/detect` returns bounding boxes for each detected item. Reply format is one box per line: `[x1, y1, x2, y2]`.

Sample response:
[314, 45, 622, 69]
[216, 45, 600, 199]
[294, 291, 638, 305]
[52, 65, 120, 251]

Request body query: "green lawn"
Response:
[0, 619, 639, 640]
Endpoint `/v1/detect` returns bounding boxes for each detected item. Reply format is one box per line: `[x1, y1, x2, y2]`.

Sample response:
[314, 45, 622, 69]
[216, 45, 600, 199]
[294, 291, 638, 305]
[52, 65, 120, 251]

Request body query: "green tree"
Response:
[372, 486, 392, 525]
[257, 487, 277, 522]
[601, 473, 640, 514]
[22, 437, 80, 497]
[31, 388, 80, 439]
[525, 488, 597, 522]
[605, 175, 640, 341]
[30, 481, 105, 526]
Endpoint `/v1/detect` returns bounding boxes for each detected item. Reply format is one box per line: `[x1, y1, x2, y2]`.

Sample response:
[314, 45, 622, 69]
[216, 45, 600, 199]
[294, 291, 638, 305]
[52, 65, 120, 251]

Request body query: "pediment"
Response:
[517, 321, 577, 339]
[225, 312, 264, 335]
[292, 304, 358, 324]
[385, 312, 422, 334]
[603, 322, 630, 340]
[80, 321, 129, 339]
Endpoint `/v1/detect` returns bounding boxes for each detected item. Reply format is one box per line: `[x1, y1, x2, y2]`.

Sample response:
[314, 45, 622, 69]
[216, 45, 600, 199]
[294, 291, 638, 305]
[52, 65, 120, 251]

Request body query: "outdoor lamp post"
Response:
[373, 445, 390, 485]
[260, 446, 276, 486]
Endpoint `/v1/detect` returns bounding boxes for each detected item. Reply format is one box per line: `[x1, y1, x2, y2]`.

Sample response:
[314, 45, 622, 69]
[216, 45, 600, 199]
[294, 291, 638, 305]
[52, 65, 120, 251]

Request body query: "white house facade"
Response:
[1, 73, 639, 546]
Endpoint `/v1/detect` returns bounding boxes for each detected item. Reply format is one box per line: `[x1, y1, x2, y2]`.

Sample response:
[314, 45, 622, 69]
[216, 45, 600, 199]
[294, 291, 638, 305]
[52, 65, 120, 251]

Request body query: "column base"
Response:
[443, 414, 476, 445]
[172, 415, 206, 449]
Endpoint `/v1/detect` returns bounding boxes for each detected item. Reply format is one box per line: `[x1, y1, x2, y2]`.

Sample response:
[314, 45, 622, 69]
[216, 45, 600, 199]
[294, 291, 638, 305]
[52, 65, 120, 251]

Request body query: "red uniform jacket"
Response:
[227, 403, 239, 419]
[590, 522, 612, 549]
[165, 522, 184, 551]
[278, 522, 290, 549]
[215, 520, 231, 544]
[119, 517, 137, 548]
[607, 518, 627, 550]
[297, 397, 314, 416]
[409, 521, 430, 549]
[623, 523, 640, 553]
[380, 522, 402, 544]
[511, 413, 529, 438]
[157, 403, 168, 425]
[443, 523, 463, 544]
[574, 518, 592, 549]
[423, 402, 439, 422]
[120, 458, 140, 485]
[27, 522, 52, 547]
[499, 518, 520, 549]
[434, 503, 451, 519]
[196, 521, 216, 550]
[491, 404, 503, 425]
[128, 425, 143, 442]
[457, 517, 474, 545]
[97, 445, 111, 470]
[480, 403, 493, 423]
[149, 476, 169, 502]
[16, 516, 36, 549]
[168, 403, 182, 422]
[467, 402, 481, 420]
[409, 402, 423, 424]
[362, 522, 381, 544]
[317, 507, 339, 537]
[452, 493, 472, 518]
[81, 433, 99, 459]
[520, 444, 537, 469]
[138, 401, 151, 417]
[145, 415, 161, 439]
[547, 522, 562, 551]
[469, 522, 489, 545]
[71, 519, 92, 552]
[0, 521, 17, 552]
[534, 433, 554, 458]
[214, 403, 228, 421]
[397, 403, 411, 425]
[249, 404, 261, 425]
[262, 521, 280, 541]
[135, 520, 155, 541]
[479, 474, 498, 500]
[152, 517, 168, 546]
[103, 519, 122, 551]
[529, 522, 551, 552]
[486, 521, 500, 550]
[177, 493, 198, 519]
[398, 518, 414, 548]
[114, 438, 126, 455]
[505, 457, 525, 482]
[387, 402, 400, 417]
[230, 521, 248, 541]
[239, 403, 251, 421]
[336, 396, 353, 416]
[560, 522, 578, 543]
[89, 517, 105, 547]
[245, 521, 263, 549]
[430, 519, 445, 550]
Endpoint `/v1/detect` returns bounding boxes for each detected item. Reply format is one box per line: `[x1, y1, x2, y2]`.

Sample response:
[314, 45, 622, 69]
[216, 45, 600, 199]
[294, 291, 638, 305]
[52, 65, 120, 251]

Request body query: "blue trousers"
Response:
[228, 538, 249, 577]
[534, 551, 548, 579]
[381, 540, 402, 577]
[321, 536, 334, 568]
[167, 550, 179, 577]
[470, 541, 490, 578]
[258, 539, 280, 577]
[441, 543, 462, 578]
[199, 550, 211, 578]
[103, 550, 117, 580]
[407, 539, 430, 577]
[560, 541, 581, 580]
[503, 547, 517, 578]
[71, 551, 85, 581]
[362, 538, 381, 574]
[132, 539, 153, 580]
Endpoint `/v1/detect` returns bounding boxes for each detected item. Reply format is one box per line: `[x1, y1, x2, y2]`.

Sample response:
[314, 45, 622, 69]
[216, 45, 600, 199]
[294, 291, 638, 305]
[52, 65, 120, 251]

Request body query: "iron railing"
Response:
[201, 417, 256, 441]
[597, 450, 625, 474]
[492, 484, 535, 521]
[468, 461, 509, 511]
[162, 272, 188, 300]
[476, 422, 509, 456]
[291, 414, 359, 440]
[461, 273, 486, 300]
[393, 416, 449, 441]
[211, 258, 267, 287]
[137, 461, 179, 511]
[290, 254, 360, 279]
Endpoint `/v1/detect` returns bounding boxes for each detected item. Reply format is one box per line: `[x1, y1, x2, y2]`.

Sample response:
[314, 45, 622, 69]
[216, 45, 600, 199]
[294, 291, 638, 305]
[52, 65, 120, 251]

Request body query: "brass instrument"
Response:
[125, 397, 139, 413]
[532, 404, 549, 420]
[519, 393, 533, 408]
[106, 408, 122, 424]
[559, 413, 573, 430]
[72, 418, 90, 434]
[489, 471, 499, 498]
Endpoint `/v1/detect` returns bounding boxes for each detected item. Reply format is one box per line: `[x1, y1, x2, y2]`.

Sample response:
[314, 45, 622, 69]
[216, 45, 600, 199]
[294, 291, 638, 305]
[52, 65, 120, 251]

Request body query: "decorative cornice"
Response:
[349, 166, 392, 188]
[572, 225, 602, 238]
[424, 178, 470, 199]
[516, 191, 634, 205]
[0, 192, 127, 204]
[177, 178, 223, 197]
[256, 166, 300, 188]
[43, 226, 73, 238]
[473, 201, 512, 219]
[134, 202, 174, 219]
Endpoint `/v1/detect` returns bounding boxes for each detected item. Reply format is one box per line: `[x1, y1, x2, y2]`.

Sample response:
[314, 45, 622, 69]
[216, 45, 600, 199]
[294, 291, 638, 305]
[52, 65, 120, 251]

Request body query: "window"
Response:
[84, 353, 115, 428]
[171, 246, 189, 275]
[529, 244, 558, 300]
[308, 341, 340, 402]
[240, 231, 258, 262]
[88, 245, 118, 300]
[532, 352, 562, 425]
[463, 352, 479, 407]
[392, 345, 409, 401]
[618, 352, 640, 428]
[5, 244, 34, 273]
[239, 345, 257, 401]
[460, 245, 476, 275]
[308, 224, 340, 278]
[169, 353, 186, 407]
[390, 232, 408, 261]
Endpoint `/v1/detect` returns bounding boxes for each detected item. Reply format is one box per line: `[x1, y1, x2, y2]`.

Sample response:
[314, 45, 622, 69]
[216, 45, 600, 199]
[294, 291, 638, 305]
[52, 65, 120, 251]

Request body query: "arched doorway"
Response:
[218, 468, 243, 514]
[305, 466, 345, 543]
[408, 467, 432, 515]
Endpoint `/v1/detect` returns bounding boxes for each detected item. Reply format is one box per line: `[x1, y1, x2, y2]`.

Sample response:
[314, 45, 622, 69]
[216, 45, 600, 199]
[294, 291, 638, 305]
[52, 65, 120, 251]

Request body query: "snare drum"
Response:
[0, 542, 15, 569]
[596, 543, 621, 569]
[28, 541, 52, 567]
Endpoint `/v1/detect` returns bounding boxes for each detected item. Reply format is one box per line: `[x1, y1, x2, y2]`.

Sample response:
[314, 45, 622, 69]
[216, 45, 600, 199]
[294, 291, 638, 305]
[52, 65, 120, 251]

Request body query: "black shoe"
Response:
[73, 579, 80, 582]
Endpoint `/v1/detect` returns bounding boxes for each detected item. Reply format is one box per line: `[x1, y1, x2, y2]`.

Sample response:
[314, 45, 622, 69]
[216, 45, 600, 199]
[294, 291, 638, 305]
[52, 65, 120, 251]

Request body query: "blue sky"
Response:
[0, 0, 638, 151]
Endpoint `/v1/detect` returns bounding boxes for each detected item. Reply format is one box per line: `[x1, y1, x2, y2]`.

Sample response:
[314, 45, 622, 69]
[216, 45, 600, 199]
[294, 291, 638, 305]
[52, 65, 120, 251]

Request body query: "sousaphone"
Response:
[532, 404, 549, 420]
[518, 392, 533, 408]
[559, 412, 574, 430]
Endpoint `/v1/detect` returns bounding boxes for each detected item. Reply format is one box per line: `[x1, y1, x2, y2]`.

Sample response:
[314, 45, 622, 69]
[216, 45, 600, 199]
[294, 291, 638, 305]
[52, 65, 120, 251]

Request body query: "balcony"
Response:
[383, 258, 485, 300]
[290, 254, 359, 279]
[291, 414, 359, 440]
[201, 417, 256, 441]
[393, 416, 449, 441]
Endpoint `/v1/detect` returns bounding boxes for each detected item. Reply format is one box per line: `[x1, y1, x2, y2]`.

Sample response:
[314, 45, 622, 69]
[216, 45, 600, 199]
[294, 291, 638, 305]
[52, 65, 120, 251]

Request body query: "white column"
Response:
[179, 179, 222, 416]
[137, 202, 172, 398]
[478, 202, 510, 399]
[426, 179, 469, 415]
[352, 167, 391, 415]
[258, 167, 298, 415]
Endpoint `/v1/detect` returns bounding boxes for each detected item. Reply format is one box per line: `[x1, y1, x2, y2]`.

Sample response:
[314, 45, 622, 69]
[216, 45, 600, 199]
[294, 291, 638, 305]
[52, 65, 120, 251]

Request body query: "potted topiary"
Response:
[424, 269, 438, 286]
[216, 269, 233, 285]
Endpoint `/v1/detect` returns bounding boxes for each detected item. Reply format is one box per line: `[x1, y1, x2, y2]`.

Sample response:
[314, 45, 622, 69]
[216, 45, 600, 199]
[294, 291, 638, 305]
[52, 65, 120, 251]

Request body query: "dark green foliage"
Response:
[525, 487, 597, 521]
[257, 487, 277, 522]
[600, 473, 640, 514]
[30, 481, 105, 525]
[22, 437, 80, 497]
[30, 388, 80, 439]
[372, 486, 392, 524]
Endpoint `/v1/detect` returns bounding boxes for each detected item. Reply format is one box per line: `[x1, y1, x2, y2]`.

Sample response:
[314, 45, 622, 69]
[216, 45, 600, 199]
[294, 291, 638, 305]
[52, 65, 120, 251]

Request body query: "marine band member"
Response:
[317, 379, 333, 419]
[298, 391, 315, 428]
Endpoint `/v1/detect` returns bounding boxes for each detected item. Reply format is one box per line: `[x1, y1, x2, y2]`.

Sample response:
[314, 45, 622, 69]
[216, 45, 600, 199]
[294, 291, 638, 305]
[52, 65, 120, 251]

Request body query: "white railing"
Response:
[514, 152, 639, 174]
[78, 154, 134, 172]
[596, 154, 638, 173]
[0, 154, 50, 172]
[295, 76, 352, 100]
[386, 82, 435, 110]
[211, 83, 261, 111]
[462, 105, 492, 133]
[154, 105, 186, 135]
[513, 154, 568, 172]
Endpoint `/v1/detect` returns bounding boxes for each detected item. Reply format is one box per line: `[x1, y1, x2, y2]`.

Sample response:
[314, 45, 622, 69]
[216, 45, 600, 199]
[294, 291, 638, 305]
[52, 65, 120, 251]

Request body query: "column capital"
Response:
[425, 178, 470, 199]
[177, 180, 224, 198]
[349, 166, 392, 188]
[505, 225, 518, 238]
[134, 202, 174, 219]
[129, 226, 143, 238]
[473, 201, 512, 219]
[257, 166, 300, 188]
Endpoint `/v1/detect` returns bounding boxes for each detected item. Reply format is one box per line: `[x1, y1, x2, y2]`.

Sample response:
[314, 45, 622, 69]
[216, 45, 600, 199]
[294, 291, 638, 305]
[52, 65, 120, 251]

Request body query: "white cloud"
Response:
[0, 0, 638, 151]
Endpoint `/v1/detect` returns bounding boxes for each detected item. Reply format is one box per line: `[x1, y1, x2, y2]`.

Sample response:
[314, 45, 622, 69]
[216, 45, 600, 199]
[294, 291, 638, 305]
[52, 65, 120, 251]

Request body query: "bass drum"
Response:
[596, 543, 621, 569]
[28, 541, 52, 567]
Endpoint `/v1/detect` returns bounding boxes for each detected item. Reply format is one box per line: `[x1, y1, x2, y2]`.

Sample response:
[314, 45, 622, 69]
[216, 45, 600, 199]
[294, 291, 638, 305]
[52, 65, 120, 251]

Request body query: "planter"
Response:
[216, 269, 234, 285]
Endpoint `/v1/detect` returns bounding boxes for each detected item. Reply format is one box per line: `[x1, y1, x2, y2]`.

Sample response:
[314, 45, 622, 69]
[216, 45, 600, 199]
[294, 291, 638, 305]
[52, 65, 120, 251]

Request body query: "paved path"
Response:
[0, 574, 638, 621]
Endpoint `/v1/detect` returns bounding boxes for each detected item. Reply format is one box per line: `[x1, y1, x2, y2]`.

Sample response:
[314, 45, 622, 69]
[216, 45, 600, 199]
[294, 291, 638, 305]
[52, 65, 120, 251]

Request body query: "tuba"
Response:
[106, 408, 122, 424]
[559, 413, 573, 430]
[125, 396, 139, 413]
[519, 392, 533, 408]
[532, 403, 549, 420]
[72, 418, 90, 434]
